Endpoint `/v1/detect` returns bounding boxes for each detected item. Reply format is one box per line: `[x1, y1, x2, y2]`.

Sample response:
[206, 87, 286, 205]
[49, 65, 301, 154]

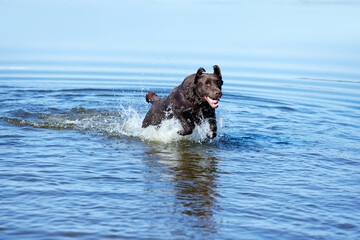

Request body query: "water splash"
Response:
[107, 105, 184, 143]
[97, 105, 216, 143]
[3, 106, 217, 144]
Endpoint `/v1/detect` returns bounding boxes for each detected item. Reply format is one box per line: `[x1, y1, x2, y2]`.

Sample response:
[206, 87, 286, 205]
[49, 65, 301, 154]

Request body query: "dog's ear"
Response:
[194, 67, 205, 84]
[213, 65, 222, 79]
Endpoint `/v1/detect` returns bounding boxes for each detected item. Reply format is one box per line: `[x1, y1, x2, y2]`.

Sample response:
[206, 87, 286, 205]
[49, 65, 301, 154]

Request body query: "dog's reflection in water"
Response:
[144, 143, 222, 233]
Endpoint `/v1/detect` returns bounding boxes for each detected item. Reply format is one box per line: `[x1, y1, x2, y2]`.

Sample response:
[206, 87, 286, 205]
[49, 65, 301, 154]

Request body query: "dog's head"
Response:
[194, 65, 223, 108]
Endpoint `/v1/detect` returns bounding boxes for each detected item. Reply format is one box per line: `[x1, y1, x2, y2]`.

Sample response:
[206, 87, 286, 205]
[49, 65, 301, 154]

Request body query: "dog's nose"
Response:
[214, 90, 222, 98]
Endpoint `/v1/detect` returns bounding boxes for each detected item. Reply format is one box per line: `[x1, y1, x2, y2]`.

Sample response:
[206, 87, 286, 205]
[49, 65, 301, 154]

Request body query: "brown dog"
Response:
[142, 65, 223, 139]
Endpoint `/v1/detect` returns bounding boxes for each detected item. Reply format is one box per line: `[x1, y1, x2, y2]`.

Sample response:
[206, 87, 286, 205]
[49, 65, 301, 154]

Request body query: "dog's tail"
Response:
[145, 91, 161, 104]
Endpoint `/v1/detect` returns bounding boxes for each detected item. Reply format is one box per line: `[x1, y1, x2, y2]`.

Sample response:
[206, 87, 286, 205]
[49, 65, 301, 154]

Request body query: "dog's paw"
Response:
[207, 131, 217, 139]
[177, 128, 193, 136]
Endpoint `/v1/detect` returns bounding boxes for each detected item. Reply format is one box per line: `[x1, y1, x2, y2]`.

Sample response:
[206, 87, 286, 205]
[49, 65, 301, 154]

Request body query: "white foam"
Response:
[105, 105, 217, 144]
[39, 105, 220, 144]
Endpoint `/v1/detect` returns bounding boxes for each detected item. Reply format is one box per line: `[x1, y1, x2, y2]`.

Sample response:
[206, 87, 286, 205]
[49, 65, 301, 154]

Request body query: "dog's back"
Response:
[142, 91, 169, 128]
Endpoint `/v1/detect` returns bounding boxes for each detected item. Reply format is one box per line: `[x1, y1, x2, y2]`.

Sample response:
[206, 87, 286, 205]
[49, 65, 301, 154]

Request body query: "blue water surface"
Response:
[1, 1, 360, 239]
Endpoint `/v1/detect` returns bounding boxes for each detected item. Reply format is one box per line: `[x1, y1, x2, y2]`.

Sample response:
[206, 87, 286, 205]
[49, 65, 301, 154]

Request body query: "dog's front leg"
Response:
[173, 108, 195, 136]
[175, 112, 195, 136]
[207, 118, 217, 139]
[177, 119, 195, 136]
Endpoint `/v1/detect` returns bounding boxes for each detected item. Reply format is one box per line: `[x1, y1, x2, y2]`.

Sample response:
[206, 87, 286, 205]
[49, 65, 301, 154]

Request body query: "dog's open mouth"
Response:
[204, 96, 219, 108]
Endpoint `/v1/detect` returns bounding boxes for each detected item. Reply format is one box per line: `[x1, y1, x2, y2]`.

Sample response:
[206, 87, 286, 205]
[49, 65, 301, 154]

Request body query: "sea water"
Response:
[1, 1, 360, 239]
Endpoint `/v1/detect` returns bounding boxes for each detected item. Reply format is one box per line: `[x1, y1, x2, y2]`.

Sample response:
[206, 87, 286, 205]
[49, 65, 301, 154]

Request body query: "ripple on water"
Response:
[1, 47, 360, 240]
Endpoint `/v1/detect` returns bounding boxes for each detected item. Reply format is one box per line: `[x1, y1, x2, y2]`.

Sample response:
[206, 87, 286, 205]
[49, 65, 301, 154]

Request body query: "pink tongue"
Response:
[205, 96, 219, 107]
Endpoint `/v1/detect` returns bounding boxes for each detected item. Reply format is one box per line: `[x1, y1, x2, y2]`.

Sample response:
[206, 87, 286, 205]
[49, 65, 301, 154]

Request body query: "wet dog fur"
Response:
[142, 65, 223, 139]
